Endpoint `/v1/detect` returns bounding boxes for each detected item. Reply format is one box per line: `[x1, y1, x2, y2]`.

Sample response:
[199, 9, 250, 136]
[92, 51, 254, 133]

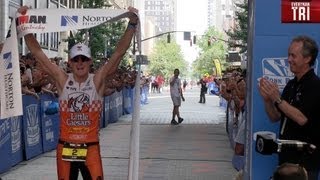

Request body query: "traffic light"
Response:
[208, 39, 211, 46]
[167, 33, 171, 43]
[193, 35, 197, 44]
[183, 31, 191, 40]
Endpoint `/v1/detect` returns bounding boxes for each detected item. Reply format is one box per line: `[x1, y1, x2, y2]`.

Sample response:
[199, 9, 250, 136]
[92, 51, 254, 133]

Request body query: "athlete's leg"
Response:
[85, 144, 103, 180]
[57, 143, 73, 180]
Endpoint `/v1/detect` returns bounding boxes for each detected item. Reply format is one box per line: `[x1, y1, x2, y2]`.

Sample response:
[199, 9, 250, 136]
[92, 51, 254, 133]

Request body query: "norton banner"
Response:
[0, 8, 140, 119]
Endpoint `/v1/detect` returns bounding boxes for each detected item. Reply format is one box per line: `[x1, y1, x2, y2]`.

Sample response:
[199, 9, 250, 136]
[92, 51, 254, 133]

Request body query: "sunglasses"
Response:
[71, 55, 91, 63]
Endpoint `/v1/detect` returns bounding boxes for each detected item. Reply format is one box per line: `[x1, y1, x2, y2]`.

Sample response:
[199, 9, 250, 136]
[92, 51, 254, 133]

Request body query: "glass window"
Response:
[11, 0, 21, 4]
[23, 0, 35, 8]
[49, 0, 58, 8]
[50, 32, 59, 50]
[38, 0, 47, 8]
[60, 0, 67, 6]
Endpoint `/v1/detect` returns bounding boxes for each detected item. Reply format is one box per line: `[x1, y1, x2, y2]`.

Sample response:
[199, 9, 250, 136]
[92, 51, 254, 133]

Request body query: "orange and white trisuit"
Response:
[57, 73, 103, 180]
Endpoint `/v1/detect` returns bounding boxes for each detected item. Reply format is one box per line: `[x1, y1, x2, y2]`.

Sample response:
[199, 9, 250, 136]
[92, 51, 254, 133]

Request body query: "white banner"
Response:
[0, 20, 21, 119]
[0, 8, 141, 119]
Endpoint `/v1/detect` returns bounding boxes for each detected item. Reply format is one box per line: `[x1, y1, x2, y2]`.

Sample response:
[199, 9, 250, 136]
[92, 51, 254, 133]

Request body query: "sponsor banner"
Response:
[213, 59, 222, 77]
[16, 8, 136, 36]
[22, 95, 43, 160]
[247, 1, 320, 179]
[10, 116, 23, 166]
[0, 8, 141, 119]
[261, 57, 318, 91]
[0, 20, 23, 119]
[40, 94, 59, 152]
[282, 0, 320, 23]
[0, 118, 12, 173]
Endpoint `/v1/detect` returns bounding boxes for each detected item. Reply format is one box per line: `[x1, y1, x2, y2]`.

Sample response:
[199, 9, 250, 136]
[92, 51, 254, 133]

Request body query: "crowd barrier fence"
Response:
[0, 87, 139, 175]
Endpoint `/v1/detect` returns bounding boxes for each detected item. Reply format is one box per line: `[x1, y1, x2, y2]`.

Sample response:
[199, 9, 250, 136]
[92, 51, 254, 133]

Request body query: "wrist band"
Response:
[127, 22, 137, 29]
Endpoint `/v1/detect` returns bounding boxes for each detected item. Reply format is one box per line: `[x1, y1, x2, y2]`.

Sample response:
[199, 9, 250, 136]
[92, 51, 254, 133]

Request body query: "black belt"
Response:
[58, 139, 99, 146]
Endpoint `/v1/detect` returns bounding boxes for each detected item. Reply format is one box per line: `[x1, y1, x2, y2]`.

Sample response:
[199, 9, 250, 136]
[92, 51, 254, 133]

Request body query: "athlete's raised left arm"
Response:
[94, 7, 139, 96]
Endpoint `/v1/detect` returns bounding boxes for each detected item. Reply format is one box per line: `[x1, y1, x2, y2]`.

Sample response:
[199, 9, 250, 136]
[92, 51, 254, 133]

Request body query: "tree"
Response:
[225, 0, 248, 53]
[147, 38, 188, 82]
[192, 27, 228, 78]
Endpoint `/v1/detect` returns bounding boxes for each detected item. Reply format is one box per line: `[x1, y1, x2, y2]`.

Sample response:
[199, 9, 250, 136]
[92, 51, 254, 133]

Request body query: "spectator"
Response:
[198, 78, 207, 103]
[272, 163, 308, 180]
[156, 74, 164, 93]
[0, 43, 3, 53]
[25, 52, 35, 84]
[19, 5, 138, 179]
[183, 79, 188, 92]
[169, 68, 185, 125]
[20, 61, 39, 100]
[258, 35, 320, 180]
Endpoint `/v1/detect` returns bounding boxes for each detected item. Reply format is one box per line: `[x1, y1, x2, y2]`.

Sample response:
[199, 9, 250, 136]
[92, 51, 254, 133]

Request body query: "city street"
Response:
[1, 86, 237, 180]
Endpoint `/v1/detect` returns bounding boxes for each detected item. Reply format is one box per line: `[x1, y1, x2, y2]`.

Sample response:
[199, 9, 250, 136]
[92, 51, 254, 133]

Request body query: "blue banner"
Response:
[247, 1, 320, 179]
[10, 116, 23, 166]
[40, 94, 59, 152]
[0, 119, 12, 173]
[22, 95, 43, 160]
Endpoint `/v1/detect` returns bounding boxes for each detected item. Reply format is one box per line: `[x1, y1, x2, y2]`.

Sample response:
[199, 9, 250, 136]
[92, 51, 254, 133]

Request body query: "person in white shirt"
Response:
[169, 68, 185, 125]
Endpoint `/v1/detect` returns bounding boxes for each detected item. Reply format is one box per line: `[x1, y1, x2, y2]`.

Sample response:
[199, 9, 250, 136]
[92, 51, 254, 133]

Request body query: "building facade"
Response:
[144, 0, 176, 34]
[207, 0, 238, 33]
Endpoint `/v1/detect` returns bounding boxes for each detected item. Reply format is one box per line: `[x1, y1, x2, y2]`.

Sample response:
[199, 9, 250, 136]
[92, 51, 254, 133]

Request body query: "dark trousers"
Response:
[199, 91, 206, 103]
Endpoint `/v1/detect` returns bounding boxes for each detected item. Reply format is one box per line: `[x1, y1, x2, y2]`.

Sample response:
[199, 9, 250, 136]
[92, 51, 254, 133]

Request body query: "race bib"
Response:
[62, 143, 88, 162]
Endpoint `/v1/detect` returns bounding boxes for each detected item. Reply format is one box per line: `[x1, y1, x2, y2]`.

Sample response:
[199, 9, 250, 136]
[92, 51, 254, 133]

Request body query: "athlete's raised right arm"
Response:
[19, 6, 67, 94]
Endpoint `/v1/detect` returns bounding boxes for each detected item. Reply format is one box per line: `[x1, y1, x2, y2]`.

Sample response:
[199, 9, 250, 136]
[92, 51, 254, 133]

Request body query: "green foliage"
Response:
[147, 38, 188, 82]
[225, 0, 248, 53]
[192, 27, 228, 78]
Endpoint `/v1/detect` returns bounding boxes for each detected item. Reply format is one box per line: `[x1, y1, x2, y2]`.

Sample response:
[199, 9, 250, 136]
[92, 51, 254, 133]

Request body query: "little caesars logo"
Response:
[282, 0, 320, 23]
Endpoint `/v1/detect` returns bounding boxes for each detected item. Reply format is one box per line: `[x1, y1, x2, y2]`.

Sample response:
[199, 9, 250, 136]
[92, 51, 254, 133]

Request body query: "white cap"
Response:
[70, 43, 91, 59]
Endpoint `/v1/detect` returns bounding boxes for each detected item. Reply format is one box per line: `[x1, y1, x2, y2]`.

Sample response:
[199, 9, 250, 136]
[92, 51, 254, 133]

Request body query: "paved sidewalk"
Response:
[1, 87, 237, 180]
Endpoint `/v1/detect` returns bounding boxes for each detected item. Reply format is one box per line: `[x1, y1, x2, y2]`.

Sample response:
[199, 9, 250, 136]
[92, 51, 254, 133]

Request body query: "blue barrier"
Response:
[140, 86, 148, 105]
[219, 97, 228, 109]
[100, 99, 105, 128]
[123, 87, 133, 114]
[117, 91, 123, 118]
[0, 119, 12, 174]
[10, 116, 23, 167]
[104, 96, 110, 127]
[1, 90, 131, 174]
[22, 95, 43, 160]
[109, 92, 119, 123]
[40, 94, 60, 152]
